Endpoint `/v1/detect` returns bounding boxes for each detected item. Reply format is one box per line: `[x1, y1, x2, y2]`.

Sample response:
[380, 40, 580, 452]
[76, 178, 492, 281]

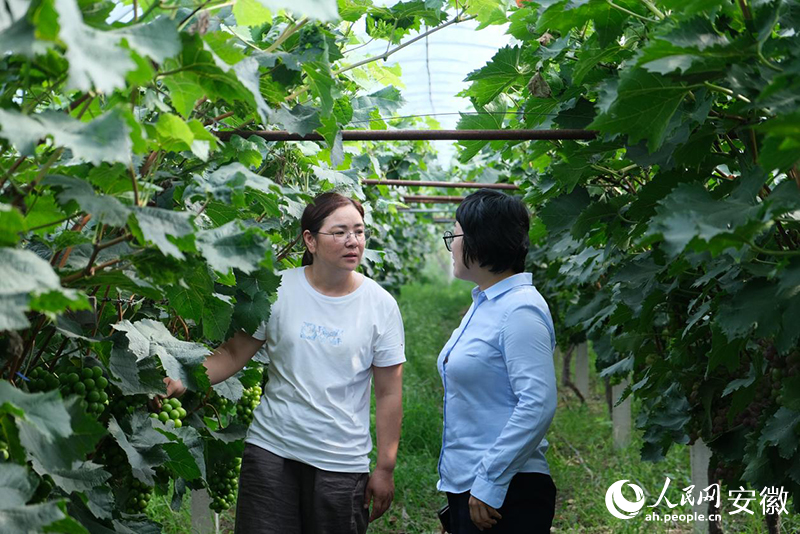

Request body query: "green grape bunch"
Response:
[0, 439, 9, 462]
[60, 365, 110, 415]
[110, 392, 147, 419]
[125, 477, 153, 514]
[151, 398, 187, 428]
[100, 444, 129, 481]
[208, 456, 241, 513]
[25, 368, 59, 392]
[236, 385, 262, 425]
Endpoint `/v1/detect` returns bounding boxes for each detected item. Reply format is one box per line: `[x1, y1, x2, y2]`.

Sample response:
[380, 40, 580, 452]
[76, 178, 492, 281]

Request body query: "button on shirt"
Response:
[437, 273, 557, 509]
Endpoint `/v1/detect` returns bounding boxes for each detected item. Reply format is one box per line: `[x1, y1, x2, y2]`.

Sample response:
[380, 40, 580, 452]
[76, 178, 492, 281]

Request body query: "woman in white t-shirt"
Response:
[163, 193, 405, 534]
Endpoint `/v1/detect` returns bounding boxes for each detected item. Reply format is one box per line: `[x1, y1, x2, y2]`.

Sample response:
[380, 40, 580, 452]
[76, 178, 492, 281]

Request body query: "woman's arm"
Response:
[364, 363, 403, 522]
[164, 331, 265, 397]
[470, 306, 557, 508]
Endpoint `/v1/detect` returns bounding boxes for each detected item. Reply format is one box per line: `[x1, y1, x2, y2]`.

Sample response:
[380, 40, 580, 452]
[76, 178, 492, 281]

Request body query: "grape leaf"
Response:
[0, 248, 71, 330]
[588, 69, 693, 152]
[112, 16, 180, 63]
[0, 501, 69, 534]
[463, 46, 528, 107]
[111, 319, 211, 392]
[107, 414, 169, 486]
[0, 464, 37, 509]
[0, 109, 132, 165]
[196, 221, 272, 275]
[53, 0, 134, 93]
[43, 175, 130, 227]
[132, 207, 194, 260]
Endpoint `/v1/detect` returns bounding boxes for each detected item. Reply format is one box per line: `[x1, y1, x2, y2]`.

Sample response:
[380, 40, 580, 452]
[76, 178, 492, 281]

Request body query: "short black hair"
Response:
[455, 189, 530, 274]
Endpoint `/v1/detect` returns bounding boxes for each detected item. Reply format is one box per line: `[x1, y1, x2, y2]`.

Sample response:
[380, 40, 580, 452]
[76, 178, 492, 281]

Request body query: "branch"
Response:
[83, 234, 132, 277]
[128, 163, 140, 206]
[264, 17, 309, 54]
[276, 234, 303, 262]
[61, 258, 124, 284]
[1, 155, 28, 188]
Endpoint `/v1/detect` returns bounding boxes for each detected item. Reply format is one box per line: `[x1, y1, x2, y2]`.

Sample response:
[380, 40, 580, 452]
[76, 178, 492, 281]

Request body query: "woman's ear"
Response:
[302, 230, 316, 255]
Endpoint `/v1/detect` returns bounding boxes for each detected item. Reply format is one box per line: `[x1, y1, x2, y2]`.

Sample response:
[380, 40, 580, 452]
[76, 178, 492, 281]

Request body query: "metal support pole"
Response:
[404, 195, 465, 204]
[215, 129, 598, 142]
[364, 179, 518, 190]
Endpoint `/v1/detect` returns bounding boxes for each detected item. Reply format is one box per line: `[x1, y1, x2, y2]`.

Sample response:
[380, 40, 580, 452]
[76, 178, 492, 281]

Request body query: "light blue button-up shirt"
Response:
[436, 272, 557, 509]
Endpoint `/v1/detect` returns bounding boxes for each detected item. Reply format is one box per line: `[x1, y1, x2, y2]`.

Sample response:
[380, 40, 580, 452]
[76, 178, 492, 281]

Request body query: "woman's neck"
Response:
[305, 264, 359, 297]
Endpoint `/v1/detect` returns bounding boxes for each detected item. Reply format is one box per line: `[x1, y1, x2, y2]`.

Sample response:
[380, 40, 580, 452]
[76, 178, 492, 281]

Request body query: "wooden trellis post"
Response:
[575, 342, 590, 400]
[191, 489, 218, 534]
[611, 379, 632, 450]
[691, 440, 712, 534]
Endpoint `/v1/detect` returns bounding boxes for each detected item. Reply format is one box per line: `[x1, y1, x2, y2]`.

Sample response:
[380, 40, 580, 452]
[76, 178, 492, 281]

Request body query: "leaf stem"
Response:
[640, 0, 666, 20]
[703, 82, 751, 104]
[607, 0, 657, 23]
[24, 215, 76, 233]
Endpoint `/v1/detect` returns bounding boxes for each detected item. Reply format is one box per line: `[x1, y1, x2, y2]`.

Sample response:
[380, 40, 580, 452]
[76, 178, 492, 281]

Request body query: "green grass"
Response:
[156, 275, 800, 533]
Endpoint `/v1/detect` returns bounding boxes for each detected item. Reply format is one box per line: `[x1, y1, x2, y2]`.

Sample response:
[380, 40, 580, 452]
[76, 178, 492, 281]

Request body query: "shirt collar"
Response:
[471, 272, 532, 302]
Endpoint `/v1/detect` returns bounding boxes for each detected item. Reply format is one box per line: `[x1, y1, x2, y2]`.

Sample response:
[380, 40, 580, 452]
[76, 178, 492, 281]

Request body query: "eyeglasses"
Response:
[315, 229, 371, 243]
[442, 231, 463, 252]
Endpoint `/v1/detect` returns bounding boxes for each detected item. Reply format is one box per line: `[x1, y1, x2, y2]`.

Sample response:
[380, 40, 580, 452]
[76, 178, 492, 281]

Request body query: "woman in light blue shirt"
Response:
[438, 189, 557, 533]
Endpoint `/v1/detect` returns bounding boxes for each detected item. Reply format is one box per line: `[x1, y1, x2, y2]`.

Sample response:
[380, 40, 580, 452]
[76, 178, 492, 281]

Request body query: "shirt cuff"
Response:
[470, 475, 509, 510]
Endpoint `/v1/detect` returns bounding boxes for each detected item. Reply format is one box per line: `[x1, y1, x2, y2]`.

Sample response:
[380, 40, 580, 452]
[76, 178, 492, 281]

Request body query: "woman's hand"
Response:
[363, 467, 394, 522]
[151, 377, 186, 411]
[164, 377, 187, 398]
[468, 495, 502, 531]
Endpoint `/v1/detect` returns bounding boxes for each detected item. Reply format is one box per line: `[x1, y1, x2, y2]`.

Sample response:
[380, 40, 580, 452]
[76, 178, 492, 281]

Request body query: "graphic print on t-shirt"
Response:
[300, 321, 343, 346]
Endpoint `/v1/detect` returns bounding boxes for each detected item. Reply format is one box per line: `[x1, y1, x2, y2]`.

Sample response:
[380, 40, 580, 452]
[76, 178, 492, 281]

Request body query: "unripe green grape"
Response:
[81, 368, 93, 380]
[45, 374, 59, 389]
[169, 409, 180, 420]
[67, 373, 79, 384]
[173, 419, 183, 428]
[158, 412, 169, 423]
[74, 382, 86, 395]
[92, 367, 103, 379]
[99, 391, 108, 403]
[83, 378, 95, 390]
[87, 391, 100, 403]
[177, 407, 187, 418]
[96, 377, 108, 389]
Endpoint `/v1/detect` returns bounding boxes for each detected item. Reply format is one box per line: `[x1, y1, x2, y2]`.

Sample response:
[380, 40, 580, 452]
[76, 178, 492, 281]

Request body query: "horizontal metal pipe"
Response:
[215, 129, 597, 142]
[404, 195, 465, 204]
[398, 208, 457, 213]
[365, 179, 518, 190]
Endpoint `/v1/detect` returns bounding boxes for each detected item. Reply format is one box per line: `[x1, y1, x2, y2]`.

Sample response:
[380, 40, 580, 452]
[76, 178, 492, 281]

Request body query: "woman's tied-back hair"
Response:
[455, 189, 530, 274]
[301, 192, 365, 266]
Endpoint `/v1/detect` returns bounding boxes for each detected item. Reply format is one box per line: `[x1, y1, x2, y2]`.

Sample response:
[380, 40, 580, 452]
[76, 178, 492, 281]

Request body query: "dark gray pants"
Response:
[234, 443, 370, 534]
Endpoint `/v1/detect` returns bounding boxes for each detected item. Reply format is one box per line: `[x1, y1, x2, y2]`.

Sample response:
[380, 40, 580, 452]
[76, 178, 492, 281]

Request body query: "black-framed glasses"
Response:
[442, 231, 463, 252]
[315, 229, 371, 243]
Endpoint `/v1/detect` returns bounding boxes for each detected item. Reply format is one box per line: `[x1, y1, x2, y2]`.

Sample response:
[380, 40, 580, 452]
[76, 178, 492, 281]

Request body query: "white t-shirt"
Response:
[246, 266, 406, 473]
